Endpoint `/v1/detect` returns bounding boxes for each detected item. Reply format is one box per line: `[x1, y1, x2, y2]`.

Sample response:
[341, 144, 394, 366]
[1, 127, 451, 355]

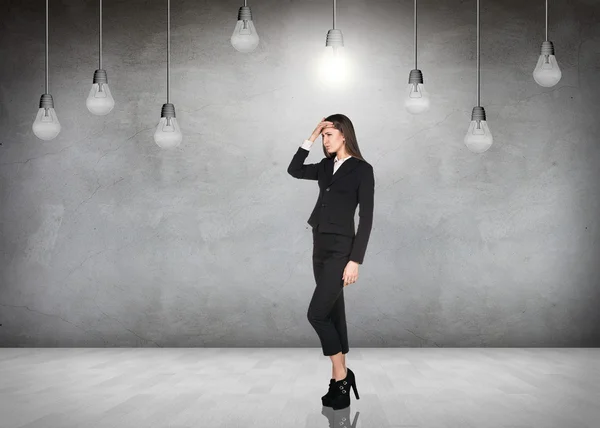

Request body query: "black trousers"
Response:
[307, 225, 355, 356]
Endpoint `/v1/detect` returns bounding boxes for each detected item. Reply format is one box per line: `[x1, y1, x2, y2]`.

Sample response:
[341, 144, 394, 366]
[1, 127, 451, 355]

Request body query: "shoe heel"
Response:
[352, 379, 360, 399]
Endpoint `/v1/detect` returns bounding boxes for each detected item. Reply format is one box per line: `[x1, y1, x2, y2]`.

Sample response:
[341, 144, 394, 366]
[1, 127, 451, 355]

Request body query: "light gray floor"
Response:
[0, 348, 598, 428]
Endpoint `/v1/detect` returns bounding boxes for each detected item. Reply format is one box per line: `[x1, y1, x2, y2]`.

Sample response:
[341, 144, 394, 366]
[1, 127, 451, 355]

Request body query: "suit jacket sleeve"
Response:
[287, 147, 320, 180]
[349, 164, 374, 264]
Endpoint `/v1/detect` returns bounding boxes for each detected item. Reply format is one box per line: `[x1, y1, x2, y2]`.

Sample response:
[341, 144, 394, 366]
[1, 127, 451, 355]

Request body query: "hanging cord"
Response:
[545, 0, 548, 41]
[45, 0, 48, 94]
[414, 0, 417, 69]
[244, 0, 247, 7]
[99, 0, 102, 69]
[333, 0, 336, 29]
[476, 0, 480, 107]
[167, 0, 170, 104]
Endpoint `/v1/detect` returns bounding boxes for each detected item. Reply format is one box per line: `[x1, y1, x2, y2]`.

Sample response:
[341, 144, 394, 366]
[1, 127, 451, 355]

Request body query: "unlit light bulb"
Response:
[405, 84, 430, 114]
[86, 83, 115, 115]
[405, 70, 430, 114]
[464, 120, 493, 153]
[154, 103, 182, 149]
[533, 54, 561, 87]
[33, 94, 61, 141]
[154, 117, 182, 149]
[33, 108, 61, 140]
[231, 6, 259, 53]
[87, 70, 115, 115]
[533, 41, 561, 87]
[464, 106, 493, 153]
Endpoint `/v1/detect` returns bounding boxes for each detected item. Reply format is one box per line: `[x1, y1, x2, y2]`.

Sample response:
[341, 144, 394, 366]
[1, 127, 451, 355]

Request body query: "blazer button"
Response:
[321, 203, 326, 207]
[326, 187, 330, 191]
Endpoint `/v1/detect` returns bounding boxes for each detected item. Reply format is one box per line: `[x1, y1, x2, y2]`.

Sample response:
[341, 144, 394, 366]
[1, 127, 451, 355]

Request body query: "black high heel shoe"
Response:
[329, 367, 359, 410]
[322, 378, 336, 407]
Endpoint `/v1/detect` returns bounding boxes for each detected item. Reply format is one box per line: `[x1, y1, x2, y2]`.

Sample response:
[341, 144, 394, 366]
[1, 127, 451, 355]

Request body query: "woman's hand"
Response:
[342, 261, 359, 287]
[309, 117, 334, 142]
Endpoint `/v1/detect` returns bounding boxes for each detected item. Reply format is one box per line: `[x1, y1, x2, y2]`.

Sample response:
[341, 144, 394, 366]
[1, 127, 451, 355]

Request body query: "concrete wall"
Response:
[1, 0, 599, 347]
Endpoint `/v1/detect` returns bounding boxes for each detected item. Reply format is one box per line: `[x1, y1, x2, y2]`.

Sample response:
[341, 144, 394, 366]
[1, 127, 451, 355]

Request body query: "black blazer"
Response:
[287, 147, 374, 264]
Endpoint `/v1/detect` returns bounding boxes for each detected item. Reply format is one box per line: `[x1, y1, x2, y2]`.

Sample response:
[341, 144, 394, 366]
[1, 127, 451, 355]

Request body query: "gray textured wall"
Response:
[1, 0, 599, 347]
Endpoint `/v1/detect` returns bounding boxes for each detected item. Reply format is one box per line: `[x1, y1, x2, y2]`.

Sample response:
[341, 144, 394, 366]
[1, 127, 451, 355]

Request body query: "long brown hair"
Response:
[322, 114, 366, 162]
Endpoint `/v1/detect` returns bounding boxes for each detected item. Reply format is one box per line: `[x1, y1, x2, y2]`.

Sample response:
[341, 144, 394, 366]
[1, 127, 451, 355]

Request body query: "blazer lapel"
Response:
[328, 156, 359, 185]
[325, 157, 334, 183]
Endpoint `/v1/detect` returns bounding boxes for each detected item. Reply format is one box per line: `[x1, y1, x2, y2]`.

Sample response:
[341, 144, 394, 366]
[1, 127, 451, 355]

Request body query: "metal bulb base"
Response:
[237, 6, 252, 21]
[471, 106, 486, 121]
[408, 69, 424, 85]
[540, 40, 555, 56]
[160, 103, 176, 118]
[39, 93, 55, 109]
[325, 29, 344, 48]
[92, 69, 108, 84]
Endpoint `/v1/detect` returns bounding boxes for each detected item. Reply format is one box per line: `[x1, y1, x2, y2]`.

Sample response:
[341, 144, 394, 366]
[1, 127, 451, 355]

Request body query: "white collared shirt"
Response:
[300, 139, 352, 174]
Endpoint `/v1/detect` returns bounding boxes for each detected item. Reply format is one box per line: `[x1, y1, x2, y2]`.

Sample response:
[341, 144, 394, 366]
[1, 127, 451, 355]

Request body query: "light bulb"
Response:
[405, 83, 430, 114]
[154, 116, 182, 149]
[231, 19, 259, 53]
[319, 46, 348, 86]
[32, 107, 61, 140]
[464, 119, 493, 153]
[533, 54, 561, 87]
[86, 82, 115, 115]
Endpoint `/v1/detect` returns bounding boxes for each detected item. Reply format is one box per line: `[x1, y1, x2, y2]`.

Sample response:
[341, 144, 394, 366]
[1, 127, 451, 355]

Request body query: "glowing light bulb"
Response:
[319, 45, 348, 86]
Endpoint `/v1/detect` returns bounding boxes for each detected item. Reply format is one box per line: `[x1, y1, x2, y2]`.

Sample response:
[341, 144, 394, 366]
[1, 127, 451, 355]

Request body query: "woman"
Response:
[287, 114, 375, 410]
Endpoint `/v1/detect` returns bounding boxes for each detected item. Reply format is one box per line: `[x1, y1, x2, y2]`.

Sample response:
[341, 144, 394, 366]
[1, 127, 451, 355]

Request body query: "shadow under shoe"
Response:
[321, 405, 360, 428]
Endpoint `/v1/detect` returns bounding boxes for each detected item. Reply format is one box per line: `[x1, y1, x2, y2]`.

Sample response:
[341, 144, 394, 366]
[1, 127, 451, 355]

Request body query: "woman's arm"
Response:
[349, 165, 375, 264]
[287, 146, 320, 180]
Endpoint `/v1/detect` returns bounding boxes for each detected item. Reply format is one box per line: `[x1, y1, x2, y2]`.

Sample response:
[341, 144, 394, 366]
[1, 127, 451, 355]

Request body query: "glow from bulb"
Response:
[318, 46, 349, 86]
[464, 119, 493, 153]
[32, 107, 61, 140]
[405, 83, 430, 114]
[231, 19, 259, 53]
[533, 54, 562, 87]
[154, 116, 182, 149]
[86, 82, 115, 115]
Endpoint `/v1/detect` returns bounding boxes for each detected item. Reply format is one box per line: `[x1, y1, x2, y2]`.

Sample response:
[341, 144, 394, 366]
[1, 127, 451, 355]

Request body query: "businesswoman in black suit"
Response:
[287, 114, 375, 410]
